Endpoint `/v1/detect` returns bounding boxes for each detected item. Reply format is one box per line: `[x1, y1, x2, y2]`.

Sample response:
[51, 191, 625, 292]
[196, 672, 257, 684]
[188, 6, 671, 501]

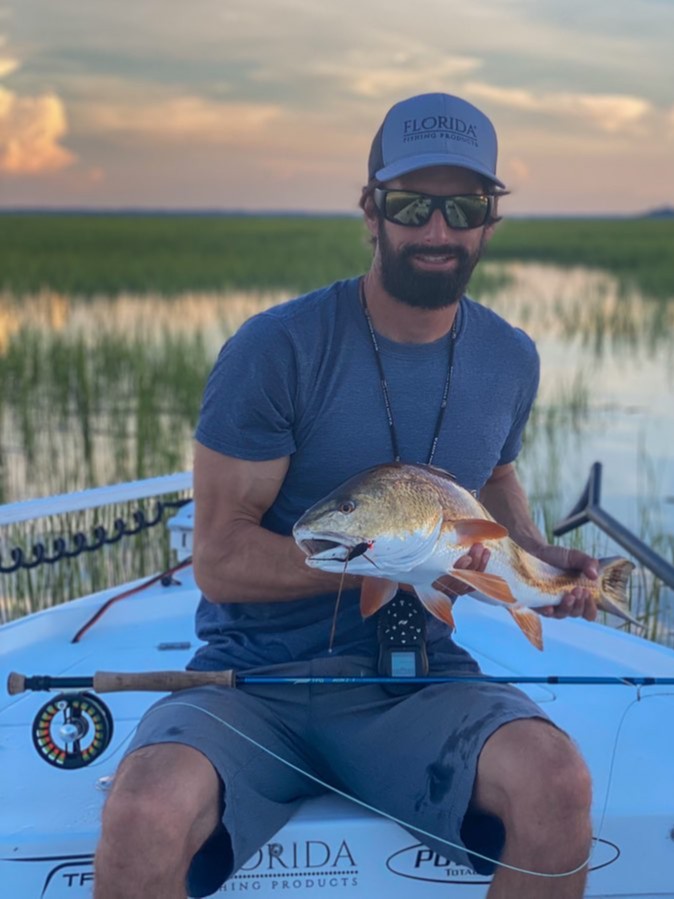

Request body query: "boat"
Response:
[1, 471, 674, 898]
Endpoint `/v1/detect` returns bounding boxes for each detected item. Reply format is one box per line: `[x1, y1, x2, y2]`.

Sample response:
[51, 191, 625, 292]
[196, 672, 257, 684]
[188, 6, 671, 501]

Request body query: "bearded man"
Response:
[95, 93, 597, 899]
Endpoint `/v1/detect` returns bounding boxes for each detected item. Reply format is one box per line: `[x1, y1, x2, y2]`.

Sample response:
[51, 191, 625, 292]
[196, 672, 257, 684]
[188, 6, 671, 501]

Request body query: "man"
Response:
[95, 93, 598, 899]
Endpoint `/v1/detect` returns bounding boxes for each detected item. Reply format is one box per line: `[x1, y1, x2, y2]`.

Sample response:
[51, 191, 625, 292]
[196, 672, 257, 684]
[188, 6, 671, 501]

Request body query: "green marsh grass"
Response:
[1, 213, 673, 299]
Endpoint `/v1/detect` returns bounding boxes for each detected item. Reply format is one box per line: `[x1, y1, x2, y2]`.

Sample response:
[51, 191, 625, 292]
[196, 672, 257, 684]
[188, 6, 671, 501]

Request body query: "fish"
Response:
[292, 462, 639, 651]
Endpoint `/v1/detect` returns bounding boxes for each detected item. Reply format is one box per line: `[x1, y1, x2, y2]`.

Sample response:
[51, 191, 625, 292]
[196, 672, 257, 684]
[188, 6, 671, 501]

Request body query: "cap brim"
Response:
[375, 153, 506, 190]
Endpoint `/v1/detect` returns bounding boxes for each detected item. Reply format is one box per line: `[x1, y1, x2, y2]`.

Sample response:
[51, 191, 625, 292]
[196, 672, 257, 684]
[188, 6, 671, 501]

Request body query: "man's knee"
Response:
[100, 743, 222, 858]
[475, 718, 592, 833]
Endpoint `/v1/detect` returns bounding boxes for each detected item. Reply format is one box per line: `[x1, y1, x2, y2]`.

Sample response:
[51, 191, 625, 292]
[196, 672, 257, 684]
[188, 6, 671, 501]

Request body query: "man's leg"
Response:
[95, 743, 221, 899]
[472, 718, 593, 898]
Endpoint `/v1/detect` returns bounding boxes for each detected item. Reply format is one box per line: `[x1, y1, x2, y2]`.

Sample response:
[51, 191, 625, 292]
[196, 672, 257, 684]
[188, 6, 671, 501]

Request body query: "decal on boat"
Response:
[5, 841, 359, 897]
[385, 837, 621, 884]
[4, 854, 95, 897]
[220, 839, 359, 892]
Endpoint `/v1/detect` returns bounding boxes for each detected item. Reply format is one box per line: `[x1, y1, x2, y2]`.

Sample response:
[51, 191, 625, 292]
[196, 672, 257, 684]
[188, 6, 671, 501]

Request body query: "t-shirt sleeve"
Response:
[497, 337, 540, 466]
[195, 312, 298, 460]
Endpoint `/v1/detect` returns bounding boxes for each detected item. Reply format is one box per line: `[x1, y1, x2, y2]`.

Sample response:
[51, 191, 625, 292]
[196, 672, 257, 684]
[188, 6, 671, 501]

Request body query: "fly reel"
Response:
[32, 692, 114, 768]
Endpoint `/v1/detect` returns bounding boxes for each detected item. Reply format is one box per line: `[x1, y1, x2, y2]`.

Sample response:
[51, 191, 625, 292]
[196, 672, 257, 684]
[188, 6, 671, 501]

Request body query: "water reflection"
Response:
[481, 265, 674, 529]
[1, 266, 673, 512]
[0, 289, 283, 356]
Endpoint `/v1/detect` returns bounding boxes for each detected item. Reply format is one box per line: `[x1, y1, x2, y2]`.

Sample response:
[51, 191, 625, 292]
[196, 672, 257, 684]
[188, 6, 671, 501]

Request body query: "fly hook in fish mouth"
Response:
[346, 542, 370, 561]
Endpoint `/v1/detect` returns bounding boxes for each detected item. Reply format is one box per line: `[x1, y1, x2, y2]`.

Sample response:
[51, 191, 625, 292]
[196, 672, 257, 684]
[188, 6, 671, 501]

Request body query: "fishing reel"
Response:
[31, 691, 114, 769]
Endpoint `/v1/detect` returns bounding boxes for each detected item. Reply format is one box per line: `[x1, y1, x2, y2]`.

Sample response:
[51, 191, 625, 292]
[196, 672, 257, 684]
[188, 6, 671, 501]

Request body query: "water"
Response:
[0, 264, 672, 634]
[488, 264, 674, 534]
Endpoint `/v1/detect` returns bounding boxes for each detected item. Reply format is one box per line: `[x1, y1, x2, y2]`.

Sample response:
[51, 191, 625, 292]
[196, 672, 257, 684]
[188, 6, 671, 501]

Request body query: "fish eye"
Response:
[338, 500, 356, 514]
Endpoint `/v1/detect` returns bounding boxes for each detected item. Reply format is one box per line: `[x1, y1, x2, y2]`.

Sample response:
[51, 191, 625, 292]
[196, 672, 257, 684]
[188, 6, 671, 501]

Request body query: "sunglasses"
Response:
[373, 188, 494, 230]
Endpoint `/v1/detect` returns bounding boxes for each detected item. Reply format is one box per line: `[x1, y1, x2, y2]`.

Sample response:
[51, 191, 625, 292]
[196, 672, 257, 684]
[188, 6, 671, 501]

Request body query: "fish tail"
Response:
[597, 557, 641, 628]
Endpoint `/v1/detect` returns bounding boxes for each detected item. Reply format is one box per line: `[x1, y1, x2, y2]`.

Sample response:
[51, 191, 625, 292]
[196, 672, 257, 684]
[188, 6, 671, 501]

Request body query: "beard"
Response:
[378, 225, 485, 310]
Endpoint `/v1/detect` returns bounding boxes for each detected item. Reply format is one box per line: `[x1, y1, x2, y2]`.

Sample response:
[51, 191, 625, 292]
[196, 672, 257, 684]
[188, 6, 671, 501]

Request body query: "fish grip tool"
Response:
[377, 592, 429, 677]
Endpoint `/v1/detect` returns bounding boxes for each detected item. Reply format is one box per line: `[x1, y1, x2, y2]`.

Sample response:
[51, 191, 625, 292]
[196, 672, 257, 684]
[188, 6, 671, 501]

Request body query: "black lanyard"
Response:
[360, 280, 459, 466]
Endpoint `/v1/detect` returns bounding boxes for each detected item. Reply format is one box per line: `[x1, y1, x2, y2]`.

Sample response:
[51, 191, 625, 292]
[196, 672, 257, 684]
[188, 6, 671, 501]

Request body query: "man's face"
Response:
[369, 166, 495, 310]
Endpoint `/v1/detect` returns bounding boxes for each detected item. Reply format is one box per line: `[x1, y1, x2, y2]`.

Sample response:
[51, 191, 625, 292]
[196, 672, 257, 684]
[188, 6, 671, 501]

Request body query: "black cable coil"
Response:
[0, 498, 191, 573]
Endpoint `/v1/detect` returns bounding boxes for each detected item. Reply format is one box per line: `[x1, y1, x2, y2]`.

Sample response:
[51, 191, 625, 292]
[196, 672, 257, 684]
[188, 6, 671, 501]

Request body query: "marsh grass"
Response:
[0, 327, 209, 499]
[1, 213, 672, 299]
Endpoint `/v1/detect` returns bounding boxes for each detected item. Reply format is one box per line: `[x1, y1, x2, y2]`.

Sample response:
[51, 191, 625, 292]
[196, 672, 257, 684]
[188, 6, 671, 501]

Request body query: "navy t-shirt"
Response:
[189, 277, 539, 670]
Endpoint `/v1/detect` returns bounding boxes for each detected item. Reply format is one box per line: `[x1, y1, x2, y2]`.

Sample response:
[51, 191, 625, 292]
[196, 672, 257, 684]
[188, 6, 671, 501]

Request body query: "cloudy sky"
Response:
[1, 0, 672, 214]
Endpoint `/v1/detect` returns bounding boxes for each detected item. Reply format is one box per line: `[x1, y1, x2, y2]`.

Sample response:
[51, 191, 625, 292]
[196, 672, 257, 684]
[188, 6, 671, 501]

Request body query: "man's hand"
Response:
[533, 545, 599, 621]
[438, 542, 599, 620]
[434, 543, 491, 596]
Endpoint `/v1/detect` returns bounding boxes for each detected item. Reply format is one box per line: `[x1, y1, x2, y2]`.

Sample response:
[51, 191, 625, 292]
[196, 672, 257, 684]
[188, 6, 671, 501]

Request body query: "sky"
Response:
[0, 0, 673, 215]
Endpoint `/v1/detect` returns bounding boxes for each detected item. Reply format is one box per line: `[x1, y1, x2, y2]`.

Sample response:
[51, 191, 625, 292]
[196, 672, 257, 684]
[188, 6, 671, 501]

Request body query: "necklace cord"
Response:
[359, 280, 458, 466]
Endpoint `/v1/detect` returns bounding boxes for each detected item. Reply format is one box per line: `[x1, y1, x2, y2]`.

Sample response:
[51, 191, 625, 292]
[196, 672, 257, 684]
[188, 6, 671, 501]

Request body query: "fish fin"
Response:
[360, 578, 399, 619]
[415, 586, 456, 631]
[597, 557, 642, 628]
[448, 569, 517, 604]
[449, 518, 509, 547]
[508, 606, 544, 651]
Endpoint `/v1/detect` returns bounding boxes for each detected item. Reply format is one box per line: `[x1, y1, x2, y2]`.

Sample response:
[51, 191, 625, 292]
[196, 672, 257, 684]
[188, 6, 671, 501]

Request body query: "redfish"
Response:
[293, 463, 638, 650]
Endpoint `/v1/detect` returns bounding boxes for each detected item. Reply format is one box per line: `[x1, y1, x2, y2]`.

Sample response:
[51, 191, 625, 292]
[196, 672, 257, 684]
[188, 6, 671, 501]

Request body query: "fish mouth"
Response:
[294, 529, 366, 563]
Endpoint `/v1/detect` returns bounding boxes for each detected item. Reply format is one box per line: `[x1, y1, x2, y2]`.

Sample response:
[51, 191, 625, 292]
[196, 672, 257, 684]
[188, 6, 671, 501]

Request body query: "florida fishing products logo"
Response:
[218, 838, 359, 892]
[402, 116, 479, 148]
[19, 841, 359, 897]
[385, 840, 621, 885]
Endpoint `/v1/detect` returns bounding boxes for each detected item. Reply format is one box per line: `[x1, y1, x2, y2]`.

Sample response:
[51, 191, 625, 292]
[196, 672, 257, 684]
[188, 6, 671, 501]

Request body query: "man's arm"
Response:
[192, 442, 360, 604]
[479, 462, 599, 620]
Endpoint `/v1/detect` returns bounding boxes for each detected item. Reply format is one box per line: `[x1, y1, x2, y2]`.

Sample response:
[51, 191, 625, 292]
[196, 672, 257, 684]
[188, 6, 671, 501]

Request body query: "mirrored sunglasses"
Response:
[373, 188, 493, 230]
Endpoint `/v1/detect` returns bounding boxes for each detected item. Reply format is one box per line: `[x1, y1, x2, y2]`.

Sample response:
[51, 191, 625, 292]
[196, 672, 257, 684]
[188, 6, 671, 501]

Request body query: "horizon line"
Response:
[0, 205, 672, 220]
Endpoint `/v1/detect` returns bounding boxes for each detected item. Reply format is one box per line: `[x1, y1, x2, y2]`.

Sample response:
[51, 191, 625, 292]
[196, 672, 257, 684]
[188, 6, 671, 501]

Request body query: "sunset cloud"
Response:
[346, 57, 482, 100]
[465, 82, 653, 133]
[0, 36, 75, 175]
[0, 54, 17, 78]
[84, 95, 282, 143]
[0, 86, 76, 174]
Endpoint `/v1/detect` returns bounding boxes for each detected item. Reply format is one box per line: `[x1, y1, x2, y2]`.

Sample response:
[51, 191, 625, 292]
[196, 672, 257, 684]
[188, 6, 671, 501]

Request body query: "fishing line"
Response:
[158, 700, 594, 879]
[590, 689, 674, 844]
[327, 543, 377, 652]
[327, 559, 351, 653]
[107, 684, 672, 879]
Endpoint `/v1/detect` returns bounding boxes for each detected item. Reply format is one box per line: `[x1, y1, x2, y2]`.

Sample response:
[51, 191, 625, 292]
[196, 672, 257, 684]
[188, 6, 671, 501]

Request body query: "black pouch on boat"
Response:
[377, 591, 429, 678]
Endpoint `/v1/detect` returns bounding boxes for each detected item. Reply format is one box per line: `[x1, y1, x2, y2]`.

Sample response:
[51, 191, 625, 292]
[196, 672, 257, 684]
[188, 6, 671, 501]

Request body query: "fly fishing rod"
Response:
[9, 669, 674, 770]
[9, 670, 674, 695]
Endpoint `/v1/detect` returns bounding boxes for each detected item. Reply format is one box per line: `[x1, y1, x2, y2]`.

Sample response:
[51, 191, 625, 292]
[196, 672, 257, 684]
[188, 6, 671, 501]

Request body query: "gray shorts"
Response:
[124, 655, 549, 897]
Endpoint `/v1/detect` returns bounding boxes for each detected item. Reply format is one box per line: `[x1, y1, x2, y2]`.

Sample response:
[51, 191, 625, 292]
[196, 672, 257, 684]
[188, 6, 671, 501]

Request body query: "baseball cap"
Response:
[368, 92, 505, 189]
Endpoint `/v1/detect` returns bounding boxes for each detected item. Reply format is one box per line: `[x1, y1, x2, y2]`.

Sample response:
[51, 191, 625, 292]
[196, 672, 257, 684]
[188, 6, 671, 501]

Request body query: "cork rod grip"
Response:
[92, 670, 237, 692]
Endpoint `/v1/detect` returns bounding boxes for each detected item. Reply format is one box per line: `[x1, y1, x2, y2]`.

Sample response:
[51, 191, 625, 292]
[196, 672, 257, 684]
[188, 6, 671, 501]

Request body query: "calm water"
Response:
[1, 263, 672, 633]
[489, 264, 674, 527]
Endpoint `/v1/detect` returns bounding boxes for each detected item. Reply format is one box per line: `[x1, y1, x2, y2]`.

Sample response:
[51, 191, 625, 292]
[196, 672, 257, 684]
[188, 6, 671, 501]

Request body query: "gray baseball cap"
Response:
[368, 92, 505, 189]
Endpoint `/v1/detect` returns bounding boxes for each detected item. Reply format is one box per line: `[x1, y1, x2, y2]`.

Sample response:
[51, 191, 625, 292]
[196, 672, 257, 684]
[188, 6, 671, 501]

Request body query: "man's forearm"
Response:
[479, 465, 548, 555]
[193, 520, 361, 604]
